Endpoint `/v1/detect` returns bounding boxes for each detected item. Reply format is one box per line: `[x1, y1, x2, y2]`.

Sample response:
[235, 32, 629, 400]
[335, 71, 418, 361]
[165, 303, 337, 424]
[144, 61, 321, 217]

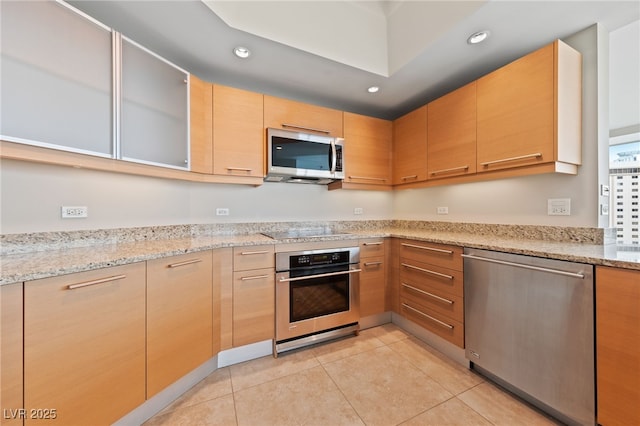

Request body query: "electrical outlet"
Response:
[548, 198, 571, 216]
[216, 208, 230, 216]
[354, 207, 364, 215]
[61, 206, 88, 218]
[437, 206, 448, 215]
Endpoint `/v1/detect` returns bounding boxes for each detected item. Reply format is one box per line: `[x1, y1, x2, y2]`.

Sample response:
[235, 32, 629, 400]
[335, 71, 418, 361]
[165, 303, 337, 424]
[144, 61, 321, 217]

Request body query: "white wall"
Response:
[609, 20, 640, 132]
[0, 159, 394, 234]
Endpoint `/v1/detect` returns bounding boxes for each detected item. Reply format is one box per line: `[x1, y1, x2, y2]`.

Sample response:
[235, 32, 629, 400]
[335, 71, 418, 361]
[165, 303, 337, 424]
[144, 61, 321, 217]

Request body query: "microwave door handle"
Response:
[330, 140, 337, 173]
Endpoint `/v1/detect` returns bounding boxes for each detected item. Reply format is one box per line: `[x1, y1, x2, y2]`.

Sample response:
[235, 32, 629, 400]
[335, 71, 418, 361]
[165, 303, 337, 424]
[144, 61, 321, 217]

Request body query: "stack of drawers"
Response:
[398, 240, 464, 348]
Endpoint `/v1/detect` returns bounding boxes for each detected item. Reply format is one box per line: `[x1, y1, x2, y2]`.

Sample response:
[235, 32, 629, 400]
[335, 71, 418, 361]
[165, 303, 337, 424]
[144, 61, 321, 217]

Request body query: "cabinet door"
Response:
[596, 266, 640, 426]
[213, 85, 264, 177]
[24, 263, 146, 426]
[121, 37, 189, 169]
[233, 268, 275, 347]
[343, 112, 392, 187]
[264, 95, 343, 138]
[0, 1, 112, 156]
[477, 43, 554, 172]
[190, 75, 213, 174]
[393, 105, 428, 185]
[360, 257, 386, 317]
[427, 82, 477, 179]
[1, 283, 23, 426]
[147, 251, 213, 397]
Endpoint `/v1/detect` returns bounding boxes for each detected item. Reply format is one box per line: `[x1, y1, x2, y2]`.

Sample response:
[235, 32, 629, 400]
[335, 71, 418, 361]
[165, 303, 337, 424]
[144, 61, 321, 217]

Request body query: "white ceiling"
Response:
[68, 0, 640, 120]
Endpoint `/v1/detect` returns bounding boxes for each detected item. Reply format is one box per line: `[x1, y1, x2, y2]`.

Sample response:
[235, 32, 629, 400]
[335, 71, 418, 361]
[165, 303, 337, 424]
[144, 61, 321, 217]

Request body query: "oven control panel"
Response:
[291, 251, 350, 268]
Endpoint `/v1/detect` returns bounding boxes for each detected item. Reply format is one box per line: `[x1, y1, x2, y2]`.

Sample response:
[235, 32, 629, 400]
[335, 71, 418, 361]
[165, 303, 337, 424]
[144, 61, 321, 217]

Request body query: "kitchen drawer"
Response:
[399, 258, 463, 297]
[399, 240, 462, 270]
[400, 297, 464, 348]
[360, 256, 386, 317]
[233, 267, 275, 347]
[360, 238, 385, 258]
[400, 281, 463, 322]
[233, 245, 274, 271]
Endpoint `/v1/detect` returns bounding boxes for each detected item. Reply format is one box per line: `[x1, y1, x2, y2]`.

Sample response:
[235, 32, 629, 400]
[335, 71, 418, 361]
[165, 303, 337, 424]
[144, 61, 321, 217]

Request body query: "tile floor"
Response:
[144, 324, 560, 426]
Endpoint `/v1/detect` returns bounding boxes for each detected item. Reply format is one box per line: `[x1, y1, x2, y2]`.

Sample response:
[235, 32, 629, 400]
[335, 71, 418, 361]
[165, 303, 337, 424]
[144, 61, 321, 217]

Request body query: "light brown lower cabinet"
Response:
[1, 283, 23, 426]
[233, 268, 275, 347]
[596, 266, 640, 426]
[147, 251, 213, 398]
[359, 239, 387, 317]
[24, 263, 146, 425]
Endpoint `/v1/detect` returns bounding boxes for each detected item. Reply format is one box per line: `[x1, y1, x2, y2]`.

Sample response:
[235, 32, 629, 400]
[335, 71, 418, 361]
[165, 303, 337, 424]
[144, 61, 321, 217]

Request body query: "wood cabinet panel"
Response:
[400, 299, 464, 348]
[342, 112, 392, 187]
[360, 256, 386, 317]
[596, 266, 640, 426]
[213, 84, 264, 178]
[393, 105, 428, 185]
[399, 259, 463, 297]
[399, 241, 463, 271]
[217, 248, 234, 351]
[233, 268, 275, 347]
[1, 283, 23, 426]
[264, 95, 343, 138]
[24, 263, 146, 425]
[427, 82, 477, 179]
[190, 75, 213, 174]
[233, 245, 275, 271]
[147, 251, 213, 398]
[400, 280, 463, 322]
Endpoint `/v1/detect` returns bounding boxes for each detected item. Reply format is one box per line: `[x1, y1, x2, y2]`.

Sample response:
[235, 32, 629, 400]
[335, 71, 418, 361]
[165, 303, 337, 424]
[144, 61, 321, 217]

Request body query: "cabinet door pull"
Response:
[430, 165, 469, 176]
[349, 176, 387, 182]
[402, 303, 454, 330]
[401, 263, 453, 280]
[480, 152, 542, 167]
[364, 261, 383, 267]
[401, 175, 418, 181]
[363, 242, 383, 246]
[402, 283, 454, 305]
[168, 259, 202, 268]
[226, 167, 252, 172]
[241, 274, 271, 281]
[281, 123, 331, 134]
[240, 250, 269, 256]
[67, 274, 127, 290]
[401, 243, 453, 254]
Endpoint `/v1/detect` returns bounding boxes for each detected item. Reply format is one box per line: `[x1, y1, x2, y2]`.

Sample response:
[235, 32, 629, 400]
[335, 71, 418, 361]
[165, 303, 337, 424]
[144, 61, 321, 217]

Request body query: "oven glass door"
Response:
[290, 272, 350, 322]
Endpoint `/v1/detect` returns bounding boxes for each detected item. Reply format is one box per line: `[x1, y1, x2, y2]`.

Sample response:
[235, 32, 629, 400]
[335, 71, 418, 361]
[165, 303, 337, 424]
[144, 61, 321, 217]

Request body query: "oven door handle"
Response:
[279, 268, 362, 283]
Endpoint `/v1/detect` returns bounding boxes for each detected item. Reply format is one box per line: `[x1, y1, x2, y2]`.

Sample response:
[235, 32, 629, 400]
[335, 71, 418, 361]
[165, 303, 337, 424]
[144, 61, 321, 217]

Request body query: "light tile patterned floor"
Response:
[144, 324, 560, 426]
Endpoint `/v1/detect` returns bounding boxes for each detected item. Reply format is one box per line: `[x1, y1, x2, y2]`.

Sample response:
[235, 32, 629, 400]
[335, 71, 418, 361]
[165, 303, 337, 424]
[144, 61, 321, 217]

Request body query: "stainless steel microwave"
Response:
[265, 128, 345, 184]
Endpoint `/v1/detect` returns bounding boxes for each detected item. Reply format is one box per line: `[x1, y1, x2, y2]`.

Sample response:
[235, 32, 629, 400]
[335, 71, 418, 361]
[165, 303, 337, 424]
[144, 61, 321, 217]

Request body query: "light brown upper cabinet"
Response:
[190, 74, 213, 174]
[213, 84, 265, 178]
[264, 95, 344, 138]
[338, 112, 392, 190]
[393, 105, 428, 185]
[476, 40, 581, 174]
[427, 82, 477, 180]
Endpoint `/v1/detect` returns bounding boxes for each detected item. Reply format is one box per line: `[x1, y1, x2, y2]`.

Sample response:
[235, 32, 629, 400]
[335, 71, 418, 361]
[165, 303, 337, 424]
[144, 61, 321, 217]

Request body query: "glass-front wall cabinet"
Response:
[0, 0, 113, 156]
[1, 0, 190, 170]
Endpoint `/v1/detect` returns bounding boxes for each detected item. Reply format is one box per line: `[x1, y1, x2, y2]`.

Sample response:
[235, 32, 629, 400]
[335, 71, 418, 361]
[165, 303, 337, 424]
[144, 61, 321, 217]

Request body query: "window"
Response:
[610, 139, 640, 246]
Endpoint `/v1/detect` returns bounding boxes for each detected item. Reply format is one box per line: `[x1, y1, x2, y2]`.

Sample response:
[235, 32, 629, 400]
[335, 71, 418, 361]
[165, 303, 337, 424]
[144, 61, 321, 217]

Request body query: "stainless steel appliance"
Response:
[265, 127, 345, 184]
[274, 247, 360, 355]
[463, 248, 595, 426]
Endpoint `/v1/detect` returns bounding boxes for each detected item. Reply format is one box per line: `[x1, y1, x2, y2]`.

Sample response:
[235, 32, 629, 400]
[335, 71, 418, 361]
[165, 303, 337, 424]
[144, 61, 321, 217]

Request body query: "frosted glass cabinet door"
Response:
[121, 38, 189, 169]
[0, 1, 112, 156]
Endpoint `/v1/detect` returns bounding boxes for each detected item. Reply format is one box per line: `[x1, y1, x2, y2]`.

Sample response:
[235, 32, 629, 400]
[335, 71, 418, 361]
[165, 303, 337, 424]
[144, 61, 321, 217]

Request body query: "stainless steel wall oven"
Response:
[274, 247, 361, 355]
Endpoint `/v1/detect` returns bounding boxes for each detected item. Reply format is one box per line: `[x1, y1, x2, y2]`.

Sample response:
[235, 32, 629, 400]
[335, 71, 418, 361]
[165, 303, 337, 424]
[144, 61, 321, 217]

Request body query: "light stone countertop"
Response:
[2, 222, 639, 286]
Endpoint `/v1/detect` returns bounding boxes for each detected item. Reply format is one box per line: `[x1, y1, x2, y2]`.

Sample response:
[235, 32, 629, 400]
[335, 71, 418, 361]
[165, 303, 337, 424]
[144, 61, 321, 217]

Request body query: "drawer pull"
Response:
[364, 261, 383, 267]
[401, 263, 453, 280]
[363, 242, 383, 246]
[67, 274, 127, 290]
[430, 165, 469, 176]
[402, 283, 454, 305]
[349, 175, 387, 182]
[226, 167, 252, 172]
[168, 259, 202, 268]
[480, 152, 542, 167]
[282, 123, 331, 135]
[240, 250, 270, 256]
[401, 243, 453, 254]
[402, 303, 454, 330]
[241, 274, 271, 281]
[401, 175, 418, 181]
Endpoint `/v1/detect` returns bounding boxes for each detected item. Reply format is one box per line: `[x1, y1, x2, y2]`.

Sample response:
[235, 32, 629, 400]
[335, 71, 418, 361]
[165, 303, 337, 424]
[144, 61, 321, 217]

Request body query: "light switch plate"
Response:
[548, 198, 571, 215]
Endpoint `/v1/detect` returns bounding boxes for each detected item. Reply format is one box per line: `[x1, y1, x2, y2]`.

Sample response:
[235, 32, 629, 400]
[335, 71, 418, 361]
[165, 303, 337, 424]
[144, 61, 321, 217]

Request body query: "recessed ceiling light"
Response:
[367, 86, 380, 93]
[467, 30, 490, 45]
[233, 46, 251, 59]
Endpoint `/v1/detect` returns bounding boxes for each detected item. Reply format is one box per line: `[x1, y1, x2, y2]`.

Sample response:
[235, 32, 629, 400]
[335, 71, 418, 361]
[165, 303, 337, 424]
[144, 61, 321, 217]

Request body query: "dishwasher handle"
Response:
[461, 254, 585, 279]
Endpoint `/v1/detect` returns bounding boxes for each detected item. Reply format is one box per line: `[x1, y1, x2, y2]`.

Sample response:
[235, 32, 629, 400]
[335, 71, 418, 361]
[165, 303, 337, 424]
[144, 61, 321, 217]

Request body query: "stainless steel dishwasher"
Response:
[463, 248, 594, 426]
